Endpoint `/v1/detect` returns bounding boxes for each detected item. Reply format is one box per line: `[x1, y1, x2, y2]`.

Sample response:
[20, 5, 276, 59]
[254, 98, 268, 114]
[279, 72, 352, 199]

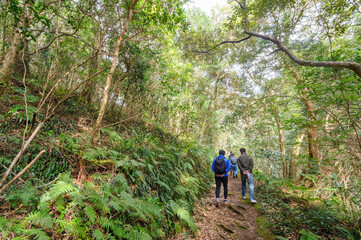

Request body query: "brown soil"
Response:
[176, 176, 263, 240]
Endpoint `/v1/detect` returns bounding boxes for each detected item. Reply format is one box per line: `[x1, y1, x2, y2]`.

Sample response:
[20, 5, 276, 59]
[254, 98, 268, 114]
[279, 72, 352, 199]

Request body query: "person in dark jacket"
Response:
[212, 150, 231, 207]
[229, 152, 238, 178]
[237, 148, 256, 203]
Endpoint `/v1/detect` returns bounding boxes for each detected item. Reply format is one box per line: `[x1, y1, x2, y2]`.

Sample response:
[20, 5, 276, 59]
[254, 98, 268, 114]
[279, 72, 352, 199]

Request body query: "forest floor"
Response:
[175, 176, 271, 240]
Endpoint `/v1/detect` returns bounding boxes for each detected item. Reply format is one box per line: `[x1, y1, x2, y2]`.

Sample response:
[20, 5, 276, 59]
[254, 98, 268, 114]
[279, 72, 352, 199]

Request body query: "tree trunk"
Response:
[0, 31, 22, 85]
[304, 97, 319, 162]
[91, 1, 139, 141]
[292, 69, 319, 170]
[273, 105, 287, 179]
[289, 130, 306, 179]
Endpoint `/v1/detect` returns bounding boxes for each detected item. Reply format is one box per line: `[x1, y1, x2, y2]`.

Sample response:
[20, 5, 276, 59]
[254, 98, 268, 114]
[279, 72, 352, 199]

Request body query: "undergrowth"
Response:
[254, 170, 361, 240]
[0, 117, 213, 239]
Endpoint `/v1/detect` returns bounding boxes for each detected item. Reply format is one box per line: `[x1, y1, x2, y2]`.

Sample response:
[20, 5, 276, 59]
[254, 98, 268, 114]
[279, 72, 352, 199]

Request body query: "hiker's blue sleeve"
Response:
[212, 159, 215, 173]
[226, 159, 231, 173]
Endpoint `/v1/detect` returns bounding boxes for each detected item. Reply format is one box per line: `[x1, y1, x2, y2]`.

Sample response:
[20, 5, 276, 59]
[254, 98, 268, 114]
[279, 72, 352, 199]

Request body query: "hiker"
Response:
[212, 150, 231, 207]
[229, 151, 238, 178]
[237, 148, 256, 203]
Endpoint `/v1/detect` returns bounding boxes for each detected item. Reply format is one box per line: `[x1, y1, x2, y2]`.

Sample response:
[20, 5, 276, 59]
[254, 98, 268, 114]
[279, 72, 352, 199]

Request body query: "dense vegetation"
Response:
[0, 0, 360, 239]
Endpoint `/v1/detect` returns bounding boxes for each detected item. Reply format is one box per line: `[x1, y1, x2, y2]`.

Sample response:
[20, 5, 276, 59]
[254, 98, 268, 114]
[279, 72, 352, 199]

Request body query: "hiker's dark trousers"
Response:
[215, 176, 228, 199]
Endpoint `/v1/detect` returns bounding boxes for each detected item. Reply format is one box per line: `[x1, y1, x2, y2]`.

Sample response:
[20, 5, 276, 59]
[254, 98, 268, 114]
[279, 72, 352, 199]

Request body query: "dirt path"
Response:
[177, 176, 264, 240]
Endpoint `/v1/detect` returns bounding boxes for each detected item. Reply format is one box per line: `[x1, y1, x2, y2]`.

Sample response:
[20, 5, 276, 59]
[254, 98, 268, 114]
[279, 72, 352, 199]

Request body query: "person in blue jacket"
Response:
[212, 150, 231, 207]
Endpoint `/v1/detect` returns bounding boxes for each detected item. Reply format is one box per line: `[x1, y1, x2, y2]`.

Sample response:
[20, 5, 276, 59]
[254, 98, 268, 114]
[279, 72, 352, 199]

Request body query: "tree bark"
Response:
[0, 122, 44, 188]
[91, 0, 139, 141]
[0, 31, 22, 85]
[289, 130, 306, 179]
[0, 150, 45, 195]
[273, 105, 287, 179]
[304, 97, 319, 161]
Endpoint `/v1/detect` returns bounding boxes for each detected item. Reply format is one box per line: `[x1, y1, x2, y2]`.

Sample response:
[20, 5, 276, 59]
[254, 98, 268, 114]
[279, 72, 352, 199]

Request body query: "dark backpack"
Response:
[229, 155, 237, 164]
[214, 156, 226, 175]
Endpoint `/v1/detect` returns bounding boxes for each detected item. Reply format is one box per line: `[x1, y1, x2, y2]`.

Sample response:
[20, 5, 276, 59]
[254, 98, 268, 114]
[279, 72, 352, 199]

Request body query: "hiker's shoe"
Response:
[236, 174, 238, 178]
[251, 199, 257, 203]
[242, 196, 246, 200]
[216, 201, 220, 207]
[233, 176, 235, 178]
[224, 199, 229, 204]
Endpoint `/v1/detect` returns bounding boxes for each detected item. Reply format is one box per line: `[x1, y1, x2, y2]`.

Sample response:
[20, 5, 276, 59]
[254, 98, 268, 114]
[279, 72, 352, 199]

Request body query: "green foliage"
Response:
[22, 228, 51, 240]
[1, 125, 211, 238]
[7, 104, 37, 123]
[255, 171, 360, 239]
[299, 229, 322, 240]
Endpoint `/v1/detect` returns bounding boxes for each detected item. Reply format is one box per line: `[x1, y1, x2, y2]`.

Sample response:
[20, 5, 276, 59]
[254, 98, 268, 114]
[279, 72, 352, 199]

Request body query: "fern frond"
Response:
[87, 192, 110, 213]
[174, 185, 189, 197]
[69, 191, 86, 207]
[155, 180, 171, 192]
[26, 211, 53, 229]
[108, 200, 121, 212]
[97, 216, 118, 231]
[22, 228, 51, 240]
[48, 181, 79, 199]
[169, 200, 197, 233]
[54, 218, 87, 238]
[128, 227, 152, 240]
[84, 205, 96, 224]
[140, 201, 162, 220]
[92, 229, 105, 240]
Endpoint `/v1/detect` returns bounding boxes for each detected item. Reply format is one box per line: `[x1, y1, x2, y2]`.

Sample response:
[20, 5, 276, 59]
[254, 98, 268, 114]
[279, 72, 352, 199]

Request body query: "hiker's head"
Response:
[240, 148, 246, 153]
[230, 151, 233, 155]
[219, 150, 226, 156]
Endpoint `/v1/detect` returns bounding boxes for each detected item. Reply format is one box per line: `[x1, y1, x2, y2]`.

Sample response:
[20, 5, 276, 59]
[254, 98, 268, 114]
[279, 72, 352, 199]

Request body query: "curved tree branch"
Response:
[245, 31, 361, 78]
[195, 35, 252, 54]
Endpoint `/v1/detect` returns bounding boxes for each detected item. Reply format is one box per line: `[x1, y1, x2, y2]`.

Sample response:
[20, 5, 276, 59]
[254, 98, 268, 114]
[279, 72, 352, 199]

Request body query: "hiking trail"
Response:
[175, 176, 265, 240]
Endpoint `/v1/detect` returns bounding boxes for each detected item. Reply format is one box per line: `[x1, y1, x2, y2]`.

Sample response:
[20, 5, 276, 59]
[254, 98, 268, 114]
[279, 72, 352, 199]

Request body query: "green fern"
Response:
[5, 183, 39, 205]
[139, 201, 162, 220]
[92, 229, 105, 240]
[87, 192, 110, 213]
[174, 184, 189, 197]
[49, 181, 78, 199]
[39, 181, 78, 210]
[127, 227, 152, 240]
[169, 200, 197, 233]
[26, 211, 53, 229]
[54, 218, 87, 238]
[155, 180, 171, 191]
[84, 205, 96, 224]
[22, 228, 51, 240]
[0, 217, 13, 239]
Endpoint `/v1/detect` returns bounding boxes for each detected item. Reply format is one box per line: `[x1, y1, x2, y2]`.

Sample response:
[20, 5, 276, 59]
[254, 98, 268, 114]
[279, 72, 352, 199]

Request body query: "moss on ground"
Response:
[257, 215, 276, 240]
